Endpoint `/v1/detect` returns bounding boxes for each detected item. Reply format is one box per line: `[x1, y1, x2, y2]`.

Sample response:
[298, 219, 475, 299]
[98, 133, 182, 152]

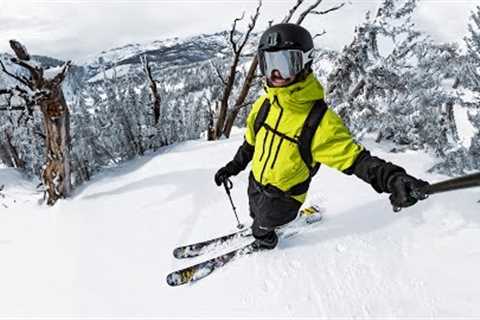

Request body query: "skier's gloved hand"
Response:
[388, 173, 429, 209]
[214, 166, 232, 186]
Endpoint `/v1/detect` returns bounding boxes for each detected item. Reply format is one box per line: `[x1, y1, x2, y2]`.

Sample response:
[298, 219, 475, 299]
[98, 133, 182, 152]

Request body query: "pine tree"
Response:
[466, 6, 480, 64]
[464, 6, 480, 171]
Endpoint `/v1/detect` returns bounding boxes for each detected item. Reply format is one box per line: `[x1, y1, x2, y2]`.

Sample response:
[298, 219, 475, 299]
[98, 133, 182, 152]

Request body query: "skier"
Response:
[214, 23, 429, 250]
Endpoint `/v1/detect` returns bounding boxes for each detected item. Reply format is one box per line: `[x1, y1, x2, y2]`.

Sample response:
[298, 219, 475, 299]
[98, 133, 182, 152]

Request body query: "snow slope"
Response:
[0, 131, 479, 318]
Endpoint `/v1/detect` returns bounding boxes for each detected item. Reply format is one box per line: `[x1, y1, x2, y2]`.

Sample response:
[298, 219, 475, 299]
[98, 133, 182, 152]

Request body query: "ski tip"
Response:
[166, 273, 182, 287]
[173, 248, 189, 259]
[166, 265, 215, 287]
[166, 270, 193, 287]
[173, 247, 202, 259]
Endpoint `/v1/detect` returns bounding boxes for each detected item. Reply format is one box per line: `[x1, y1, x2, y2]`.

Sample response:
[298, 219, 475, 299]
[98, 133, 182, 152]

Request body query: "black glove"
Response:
[214, 167, 232, 186]
[388, 173, 429, 209]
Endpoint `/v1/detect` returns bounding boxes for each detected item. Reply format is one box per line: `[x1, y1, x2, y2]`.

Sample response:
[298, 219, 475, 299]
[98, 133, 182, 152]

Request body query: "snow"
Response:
[454, 104, 476, 148]
[87, 64, 132, 83]
[44, 65, 64, 81]
[78, 32, 230, 67]
[1, 133, 479, 317]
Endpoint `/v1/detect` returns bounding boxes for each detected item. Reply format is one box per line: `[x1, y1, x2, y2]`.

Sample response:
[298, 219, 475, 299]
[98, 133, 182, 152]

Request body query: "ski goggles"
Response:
[258, 48, 314, 79]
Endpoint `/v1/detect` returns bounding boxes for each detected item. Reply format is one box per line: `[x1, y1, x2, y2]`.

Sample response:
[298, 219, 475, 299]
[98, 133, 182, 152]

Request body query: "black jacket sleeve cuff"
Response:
[343, 149, 406, 193]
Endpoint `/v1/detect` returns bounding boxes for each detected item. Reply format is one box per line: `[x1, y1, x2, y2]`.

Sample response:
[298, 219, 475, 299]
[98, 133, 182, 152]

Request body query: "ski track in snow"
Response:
[0, 132, 479, 318]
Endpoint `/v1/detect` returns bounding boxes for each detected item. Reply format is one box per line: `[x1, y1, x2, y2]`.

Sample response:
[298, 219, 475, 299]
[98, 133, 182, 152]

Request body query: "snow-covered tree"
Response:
[462, 6, 480, 172]
[1, 40, 72, 205]
[466, 6, 480, 64]
[327, 0, 466, 174]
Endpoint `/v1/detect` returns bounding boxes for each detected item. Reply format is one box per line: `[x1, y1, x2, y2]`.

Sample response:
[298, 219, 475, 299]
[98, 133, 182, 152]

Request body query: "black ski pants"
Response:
[247, 173, 302, 239]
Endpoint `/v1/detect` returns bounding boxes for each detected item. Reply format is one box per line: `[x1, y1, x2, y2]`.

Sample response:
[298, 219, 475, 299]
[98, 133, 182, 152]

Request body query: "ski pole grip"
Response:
[223, 178, 233, 194]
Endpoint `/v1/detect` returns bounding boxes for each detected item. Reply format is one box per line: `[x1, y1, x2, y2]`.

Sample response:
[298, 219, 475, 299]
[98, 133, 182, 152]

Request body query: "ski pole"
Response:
[393, 172, 480, 212]
[423, 172, 480, 196]
[222, 178, 245, 230]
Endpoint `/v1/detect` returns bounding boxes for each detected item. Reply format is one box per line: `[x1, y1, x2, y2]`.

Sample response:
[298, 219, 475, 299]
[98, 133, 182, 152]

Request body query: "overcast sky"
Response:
[0, 0, 477, 62]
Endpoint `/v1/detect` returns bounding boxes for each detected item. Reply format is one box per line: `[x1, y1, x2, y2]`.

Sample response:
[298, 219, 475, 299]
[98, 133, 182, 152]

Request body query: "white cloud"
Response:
[0, 0, 476, 61]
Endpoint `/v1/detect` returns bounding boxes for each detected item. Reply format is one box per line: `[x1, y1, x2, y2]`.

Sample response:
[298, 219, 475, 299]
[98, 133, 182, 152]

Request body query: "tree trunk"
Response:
[215, 56, 241, 139]
[3, 129, 24, 168]
[141, 55, 162, 124]
[0, 142, 14, 167]
[223, 107, 241, 138]
[223, 56, 259, 138]
[1, 41, 72, 205]
[40, 90, 72, 205]
[349, 79, 366, 101]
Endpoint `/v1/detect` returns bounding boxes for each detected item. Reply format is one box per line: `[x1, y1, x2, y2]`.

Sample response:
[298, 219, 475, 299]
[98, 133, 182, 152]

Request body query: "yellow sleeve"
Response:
[311, 108, 363, 171]
[244, 95, 268, 146]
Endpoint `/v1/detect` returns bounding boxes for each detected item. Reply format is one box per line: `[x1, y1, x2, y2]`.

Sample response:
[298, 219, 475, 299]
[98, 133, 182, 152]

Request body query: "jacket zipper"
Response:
[259, 128, 269, 162]
[270, 137, 284, 170]
[260, 96, 283, 184]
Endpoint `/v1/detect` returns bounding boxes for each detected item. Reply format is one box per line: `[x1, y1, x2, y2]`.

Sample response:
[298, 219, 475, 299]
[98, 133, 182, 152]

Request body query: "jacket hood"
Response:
[264, 72, 325, 113]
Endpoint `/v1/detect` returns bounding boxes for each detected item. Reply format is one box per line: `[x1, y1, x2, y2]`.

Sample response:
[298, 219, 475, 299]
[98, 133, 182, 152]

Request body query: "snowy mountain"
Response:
[0, 131, 479, 317]
[77, 31, 258, 84]
[0, 31, 259, 96]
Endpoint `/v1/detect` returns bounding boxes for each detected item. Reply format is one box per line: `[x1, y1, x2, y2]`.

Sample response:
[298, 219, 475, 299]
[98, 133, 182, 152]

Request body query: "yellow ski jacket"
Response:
[244, 73, 363, 203]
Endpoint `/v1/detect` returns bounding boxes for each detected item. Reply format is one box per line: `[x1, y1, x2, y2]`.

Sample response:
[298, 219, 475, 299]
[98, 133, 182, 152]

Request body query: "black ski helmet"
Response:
[258, 23, 314, 53]
[258, 23, 314, 80]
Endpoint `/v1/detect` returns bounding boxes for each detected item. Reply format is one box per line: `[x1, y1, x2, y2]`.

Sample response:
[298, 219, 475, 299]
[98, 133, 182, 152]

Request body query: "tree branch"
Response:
[296, 1, 345, 24]
[313, 30, 327, 39]
[10, 57, 40, 79]
[0, 86, 35, 114]
[210, 60, 227, 86]
[296, 0, 323, 24]
[230, 12, 246, 53]
[0, 106, 25, 111]
[237, 0, 262, 55]
[51, 61, 72, 86]
[9, 40, 31, 61]
[283, 0, 305, 23]
[0, 59, 32, 89]
[310, 2, 345, 16]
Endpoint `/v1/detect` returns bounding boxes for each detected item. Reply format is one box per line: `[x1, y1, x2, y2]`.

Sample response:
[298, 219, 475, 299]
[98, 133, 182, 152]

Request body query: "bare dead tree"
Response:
[222, 0, 345, 138]
[0, 40, 72, 205]
[140, 55, 161, 125]
[212, 0, 262, 140]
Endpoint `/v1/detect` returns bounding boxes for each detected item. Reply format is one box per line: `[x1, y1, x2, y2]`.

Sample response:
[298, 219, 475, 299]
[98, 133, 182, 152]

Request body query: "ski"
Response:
[166, 241, 260, 286]
[172, 205, 322, 259]
[173, 228, 252, 259]
[166, 205, 324, 286]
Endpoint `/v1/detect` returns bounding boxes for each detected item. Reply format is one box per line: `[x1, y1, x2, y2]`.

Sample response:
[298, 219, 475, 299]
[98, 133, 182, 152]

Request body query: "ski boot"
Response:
[252, 230, 278, 250]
